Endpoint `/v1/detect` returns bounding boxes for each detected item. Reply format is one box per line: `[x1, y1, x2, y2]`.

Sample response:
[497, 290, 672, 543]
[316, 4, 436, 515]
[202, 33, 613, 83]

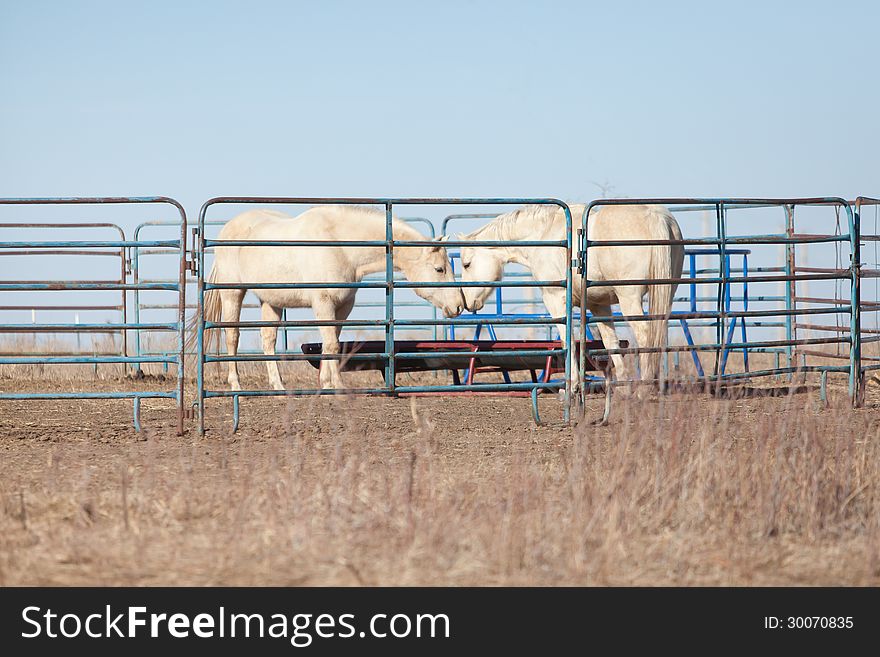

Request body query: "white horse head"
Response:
[457, 237, 506, 312]
[400, 240, 464, 318]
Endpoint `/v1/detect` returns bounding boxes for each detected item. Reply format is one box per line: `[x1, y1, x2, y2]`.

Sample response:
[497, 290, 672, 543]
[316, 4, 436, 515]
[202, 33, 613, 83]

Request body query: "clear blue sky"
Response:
[1, 1, 877, 343]
[2, 0, 878, 210]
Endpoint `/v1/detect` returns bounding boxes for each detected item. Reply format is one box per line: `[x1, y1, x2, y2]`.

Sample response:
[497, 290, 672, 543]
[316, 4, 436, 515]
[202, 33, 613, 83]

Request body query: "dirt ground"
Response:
[1, 368, 879, 586]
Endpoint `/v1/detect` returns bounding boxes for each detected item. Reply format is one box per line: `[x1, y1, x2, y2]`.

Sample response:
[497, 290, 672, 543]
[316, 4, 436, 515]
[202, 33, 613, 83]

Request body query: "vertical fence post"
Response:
[197, 209, 206, 435]
[713, 203, 728, 378]
[385, 202, 395, 393]
[849, 201, 862, 406]
[578, 206, 590, 408]
[784, 204, 796, 378]
[176, 204, 188, 435]
[132, 230, 142, 374]
[120, 242, 128, 377]
[563, 203, 573, 423]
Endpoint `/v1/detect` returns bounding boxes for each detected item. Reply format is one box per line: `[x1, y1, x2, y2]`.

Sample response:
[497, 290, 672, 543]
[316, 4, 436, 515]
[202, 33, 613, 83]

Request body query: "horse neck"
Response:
[354, 219, 426, 278]
[473, 208, 547, 270]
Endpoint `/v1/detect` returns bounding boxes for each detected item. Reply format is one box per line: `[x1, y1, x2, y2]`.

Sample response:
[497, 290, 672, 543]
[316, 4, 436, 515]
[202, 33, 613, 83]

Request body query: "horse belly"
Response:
[583, 286, 618, 307]
[257, 287, 358, 310]
[235, 245, 351, 305]
[254, 288, 310, 309]
[572, 268, 618, 307]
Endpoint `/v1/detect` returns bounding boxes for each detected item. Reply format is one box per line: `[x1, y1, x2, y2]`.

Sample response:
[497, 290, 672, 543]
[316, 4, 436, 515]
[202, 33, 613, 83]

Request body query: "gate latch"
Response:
[576, 228, 586, 275]
[185, 227, 199, 275]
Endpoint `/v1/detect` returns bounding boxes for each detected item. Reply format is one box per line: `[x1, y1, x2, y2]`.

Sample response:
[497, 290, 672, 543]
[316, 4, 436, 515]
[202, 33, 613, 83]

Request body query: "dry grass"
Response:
[0, 378, 878, 586]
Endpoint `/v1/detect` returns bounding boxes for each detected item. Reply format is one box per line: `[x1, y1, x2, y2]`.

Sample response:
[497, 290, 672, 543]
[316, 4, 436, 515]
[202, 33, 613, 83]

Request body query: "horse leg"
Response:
[330, 295, 356, 384]
[588, 302, 627, 380]
[220, 289, 246, 391]
[617, 289, 652, 381]
[260, 302, 285, 390]
[542, 290, 579, 394]
[334, 295, 356, 341]
[312, 296, 344, 389]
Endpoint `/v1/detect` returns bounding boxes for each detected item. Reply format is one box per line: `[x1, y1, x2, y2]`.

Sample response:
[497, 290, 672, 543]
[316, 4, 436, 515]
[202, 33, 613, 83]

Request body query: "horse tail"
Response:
[644, 208, 684, 381]
[185, 262, 222, 357]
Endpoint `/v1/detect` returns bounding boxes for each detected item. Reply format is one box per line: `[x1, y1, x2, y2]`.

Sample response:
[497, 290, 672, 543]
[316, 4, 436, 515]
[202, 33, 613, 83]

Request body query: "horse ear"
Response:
[430, 235, 450, 252]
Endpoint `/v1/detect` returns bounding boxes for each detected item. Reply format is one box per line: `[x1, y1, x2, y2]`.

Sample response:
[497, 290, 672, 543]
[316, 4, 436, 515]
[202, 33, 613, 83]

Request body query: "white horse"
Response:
[197, 206, 463, 390]
[457, 203, 684, 388]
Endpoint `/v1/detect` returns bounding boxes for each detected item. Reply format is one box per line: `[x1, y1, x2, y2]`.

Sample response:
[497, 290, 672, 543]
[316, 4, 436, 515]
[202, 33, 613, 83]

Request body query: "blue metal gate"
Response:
[579, 198, 861, 414]
[194, 197, 573, 434]
[0, 197, 189, 433]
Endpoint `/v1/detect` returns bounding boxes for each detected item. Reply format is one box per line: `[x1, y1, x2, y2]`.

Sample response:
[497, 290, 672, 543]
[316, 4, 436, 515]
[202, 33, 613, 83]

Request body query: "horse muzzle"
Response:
[444, 303, 464, 318]
[463, 297, 484, 313]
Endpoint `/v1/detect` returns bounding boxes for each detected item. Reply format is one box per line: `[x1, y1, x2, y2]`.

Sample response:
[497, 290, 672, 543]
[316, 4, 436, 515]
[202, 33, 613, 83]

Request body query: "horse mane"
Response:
[322, 205, 429, 240]
[461, 204, 567, 241]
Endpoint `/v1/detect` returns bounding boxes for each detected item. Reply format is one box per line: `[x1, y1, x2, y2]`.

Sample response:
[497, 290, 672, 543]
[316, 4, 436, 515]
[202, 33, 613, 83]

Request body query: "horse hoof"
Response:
[557, 386, 580, 400]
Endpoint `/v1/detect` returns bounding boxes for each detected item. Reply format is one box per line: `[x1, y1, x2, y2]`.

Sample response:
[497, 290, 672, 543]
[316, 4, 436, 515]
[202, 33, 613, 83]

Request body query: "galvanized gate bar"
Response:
[0, 220, 129, 364]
